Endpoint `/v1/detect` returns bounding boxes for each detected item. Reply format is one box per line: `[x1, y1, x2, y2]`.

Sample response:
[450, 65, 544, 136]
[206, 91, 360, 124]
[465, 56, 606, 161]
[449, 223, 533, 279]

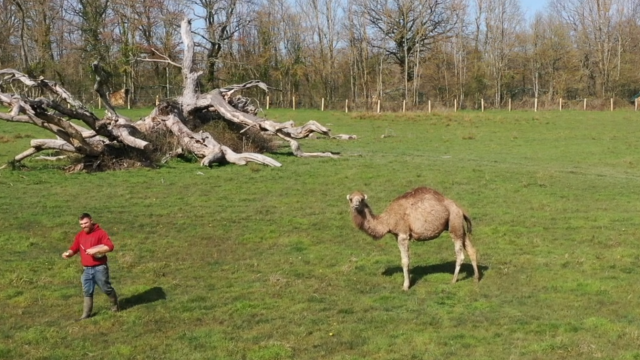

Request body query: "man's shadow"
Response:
[119, 287, 166, 311]
[382, 261, 489, 288]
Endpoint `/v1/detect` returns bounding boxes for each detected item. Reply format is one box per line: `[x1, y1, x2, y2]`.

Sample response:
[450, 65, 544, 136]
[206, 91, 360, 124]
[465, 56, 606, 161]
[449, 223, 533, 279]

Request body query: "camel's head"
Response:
[347, 191, 368, 212]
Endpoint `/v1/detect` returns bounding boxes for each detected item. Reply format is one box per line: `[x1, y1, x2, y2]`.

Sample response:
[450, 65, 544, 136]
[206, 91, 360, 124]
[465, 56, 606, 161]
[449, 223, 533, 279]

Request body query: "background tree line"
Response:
[1, 0, 639, 110]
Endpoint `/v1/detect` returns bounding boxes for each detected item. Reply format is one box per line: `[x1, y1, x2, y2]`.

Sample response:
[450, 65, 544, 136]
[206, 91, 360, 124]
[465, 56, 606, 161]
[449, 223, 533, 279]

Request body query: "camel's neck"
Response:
[352, 205, 389, 240]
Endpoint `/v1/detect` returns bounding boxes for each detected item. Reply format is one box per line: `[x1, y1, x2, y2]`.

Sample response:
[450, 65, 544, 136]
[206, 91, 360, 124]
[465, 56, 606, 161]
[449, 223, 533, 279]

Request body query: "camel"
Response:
[347, 187, 480, 290]
[108, 88, 130, 107]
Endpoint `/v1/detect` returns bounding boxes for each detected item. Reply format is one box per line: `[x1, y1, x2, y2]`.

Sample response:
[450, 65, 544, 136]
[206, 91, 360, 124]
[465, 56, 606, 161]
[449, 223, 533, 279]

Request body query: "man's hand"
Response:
[61, 250, 73, 259]
[86, 245, 110, 258]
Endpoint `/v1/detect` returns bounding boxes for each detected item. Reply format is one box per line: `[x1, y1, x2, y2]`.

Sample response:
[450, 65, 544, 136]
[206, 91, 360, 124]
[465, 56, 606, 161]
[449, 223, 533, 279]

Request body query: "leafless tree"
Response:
[3, 0, 640, 113]
[297, 0, 343, 102]
[530, 12, 576, 101]
[476, 0, 523, 107]
[66, 0, 111, 62]
[189, 0, 256, 90]
[0, 0, 20, 70]
[345, 1, 375, 106]
[353, 0, 461, 102]
[550, 0, 635, 97]
[109, 0, 185, 102]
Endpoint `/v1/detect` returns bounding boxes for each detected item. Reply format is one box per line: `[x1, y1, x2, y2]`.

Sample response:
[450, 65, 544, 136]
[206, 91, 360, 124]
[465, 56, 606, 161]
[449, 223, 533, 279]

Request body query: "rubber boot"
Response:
[79, 297, 93, 320]
[108, 292, 119, 312]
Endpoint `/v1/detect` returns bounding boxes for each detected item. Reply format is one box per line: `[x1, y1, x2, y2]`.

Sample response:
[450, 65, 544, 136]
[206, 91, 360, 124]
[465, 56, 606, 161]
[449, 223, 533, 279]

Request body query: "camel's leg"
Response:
[451, 237, 465, 284]
[464, 236, 480, 282]
[396, 234, 411, 291]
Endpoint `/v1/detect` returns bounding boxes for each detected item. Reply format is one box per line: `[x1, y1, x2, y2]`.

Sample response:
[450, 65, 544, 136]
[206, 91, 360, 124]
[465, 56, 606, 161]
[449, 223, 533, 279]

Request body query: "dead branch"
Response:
[0, 16, 353, 171]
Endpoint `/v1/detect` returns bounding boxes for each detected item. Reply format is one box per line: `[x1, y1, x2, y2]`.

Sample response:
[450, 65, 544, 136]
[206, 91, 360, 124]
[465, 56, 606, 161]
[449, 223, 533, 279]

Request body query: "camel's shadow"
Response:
[382, 261, 489, 287]
[119, 286, 167, 311]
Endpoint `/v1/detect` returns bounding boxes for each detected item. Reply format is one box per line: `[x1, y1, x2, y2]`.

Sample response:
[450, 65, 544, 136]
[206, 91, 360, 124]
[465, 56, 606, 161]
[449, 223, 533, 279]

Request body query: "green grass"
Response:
[2, 108, 640, 359]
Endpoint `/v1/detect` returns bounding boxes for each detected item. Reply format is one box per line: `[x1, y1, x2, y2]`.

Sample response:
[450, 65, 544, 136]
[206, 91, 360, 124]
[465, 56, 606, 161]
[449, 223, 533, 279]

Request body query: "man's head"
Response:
[79, 213, 93, 233]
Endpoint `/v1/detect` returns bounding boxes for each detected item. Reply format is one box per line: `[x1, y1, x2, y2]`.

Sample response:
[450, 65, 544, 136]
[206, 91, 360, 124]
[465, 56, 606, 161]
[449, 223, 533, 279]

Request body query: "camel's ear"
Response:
[364, 194, 367, 200]
[346, 194, 351, 201]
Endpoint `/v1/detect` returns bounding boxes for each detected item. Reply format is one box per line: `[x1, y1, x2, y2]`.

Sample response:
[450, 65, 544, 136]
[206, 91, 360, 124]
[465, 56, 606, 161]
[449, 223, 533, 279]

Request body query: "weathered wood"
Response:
[208, 85, 341, 158]
[220, 146, 282, 167]
[146, 98, 281, 167]
[14, 139, 77, 162]
[35, 155, 68, 161]
[179, 17, 201, 114]
[279, 135, 338, 159]
[91, 62, 119, 119]
[331, 134, 358, 140]
[280, 120, 331, 139]
[0, 16, 352, 170]
[0, 69, 85, 110]
[0, 93, 103, 155]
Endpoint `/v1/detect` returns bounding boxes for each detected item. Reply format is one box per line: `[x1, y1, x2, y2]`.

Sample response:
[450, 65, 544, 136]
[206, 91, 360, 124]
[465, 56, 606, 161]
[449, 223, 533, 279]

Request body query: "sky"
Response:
[519, 0, 548, 19]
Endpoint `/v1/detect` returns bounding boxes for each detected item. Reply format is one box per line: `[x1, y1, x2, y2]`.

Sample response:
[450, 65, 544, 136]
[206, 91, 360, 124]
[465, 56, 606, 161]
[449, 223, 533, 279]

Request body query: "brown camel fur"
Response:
[347, 187, 480, 290]
[108, 88, 130, 107]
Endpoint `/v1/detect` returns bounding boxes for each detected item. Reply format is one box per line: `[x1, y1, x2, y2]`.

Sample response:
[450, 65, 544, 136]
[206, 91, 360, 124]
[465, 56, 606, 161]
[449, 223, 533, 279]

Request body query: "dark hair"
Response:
[79, 213, 92, 220]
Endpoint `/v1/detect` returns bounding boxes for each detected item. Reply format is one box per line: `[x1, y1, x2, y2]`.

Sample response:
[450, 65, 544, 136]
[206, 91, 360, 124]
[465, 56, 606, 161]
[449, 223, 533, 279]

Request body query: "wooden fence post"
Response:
[481, 99, 484, 112]
[583, 98, 586, 110]
[266, 96, 270, 110]
[98, 97, 101, 109]
[559, 98, 562, 111]
[156, 95, 159, 106]
[321, 98, 325, 111]
[345, 99, 349, 113]
[610, 98, 613, 112]
[428, 100, 431, 114]
[508, 98, 511, 112]
[454, 99, 457, 112]
[534, 98, 538, 112]
[377, 99, 381, 113]
[403, 100, 406, 113]
[292, 96, 296, 110]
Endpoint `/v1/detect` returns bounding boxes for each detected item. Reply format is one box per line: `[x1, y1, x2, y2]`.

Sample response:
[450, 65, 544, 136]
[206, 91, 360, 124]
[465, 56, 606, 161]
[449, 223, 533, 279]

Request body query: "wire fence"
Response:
[3, 74, 639, 113]
[32, 86, 640, 114]
[253, 96, 640, 113]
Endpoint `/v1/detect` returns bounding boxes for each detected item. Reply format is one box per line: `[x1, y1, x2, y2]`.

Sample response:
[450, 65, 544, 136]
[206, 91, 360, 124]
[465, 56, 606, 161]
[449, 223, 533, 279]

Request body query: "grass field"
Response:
[2, 108, 640, 359]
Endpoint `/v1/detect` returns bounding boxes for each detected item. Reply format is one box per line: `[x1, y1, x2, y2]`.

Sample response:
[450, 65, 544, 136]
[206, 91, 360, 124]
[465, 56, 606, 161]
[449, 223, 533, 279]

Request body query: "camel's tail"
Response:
[463, 213, 473, 235]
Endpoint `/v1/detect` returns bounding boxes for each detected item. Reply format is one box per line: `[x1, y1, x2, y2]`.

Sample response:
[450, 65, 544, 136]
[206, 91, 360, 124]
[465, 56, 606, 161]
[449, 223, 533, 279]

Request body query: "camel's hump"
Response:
[396, 187, 445, 201]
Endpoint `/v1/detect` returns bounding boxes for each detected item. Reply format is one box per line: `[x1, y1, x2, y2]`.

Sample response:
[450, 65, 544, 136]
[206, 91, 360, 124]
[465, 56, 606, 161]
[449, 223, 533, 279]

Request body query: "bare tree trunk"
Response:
[1, 17, 350, 171]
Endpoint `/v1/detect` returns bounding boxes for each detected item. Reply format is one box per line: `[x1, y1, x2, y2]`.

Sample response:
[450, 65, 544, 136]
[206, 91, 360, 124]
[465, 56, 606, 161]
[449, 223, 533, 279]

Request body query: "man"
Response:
[62, 213, 119, 320]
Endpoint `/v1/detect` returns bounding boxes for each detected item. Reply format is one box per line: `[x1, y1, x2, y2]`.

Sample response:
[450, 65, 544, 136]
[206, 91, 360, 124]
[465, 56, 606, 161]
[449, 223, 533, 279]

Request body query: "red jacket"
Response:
[69, 224, 114, 267]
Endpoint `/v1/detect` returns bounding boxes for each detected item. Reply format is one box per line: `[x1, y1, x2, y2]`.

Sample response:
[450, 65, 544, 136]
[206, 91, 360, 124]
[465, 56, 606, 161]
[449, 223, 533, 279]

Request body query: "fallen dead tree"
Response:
[0, 18, 353, 172]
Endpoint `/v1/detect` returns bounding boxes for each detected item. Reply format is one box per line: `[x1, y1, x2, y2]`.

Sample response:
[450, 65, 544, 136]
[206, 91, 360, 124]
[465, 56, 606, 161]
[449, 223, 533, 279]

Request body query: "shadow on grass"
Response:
[120, 286, 166, 311]
[382, 261, 490, 287]
[268, 150, 342, 157]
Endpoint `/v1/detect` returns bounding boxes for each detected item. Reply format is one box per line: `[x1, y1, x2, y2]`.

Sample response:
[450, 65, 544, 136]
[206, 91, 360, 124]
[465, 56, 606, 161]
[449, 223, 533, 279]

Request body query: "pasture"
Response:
[1, 108, 640, 359]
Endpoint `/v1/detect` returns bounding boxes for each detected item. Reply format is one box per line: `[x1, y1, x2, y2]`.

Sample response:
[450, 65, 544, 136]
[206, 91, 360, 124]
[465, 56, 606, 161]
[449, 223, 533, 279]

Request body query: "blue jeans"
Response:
[81, 264, 115, 298]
